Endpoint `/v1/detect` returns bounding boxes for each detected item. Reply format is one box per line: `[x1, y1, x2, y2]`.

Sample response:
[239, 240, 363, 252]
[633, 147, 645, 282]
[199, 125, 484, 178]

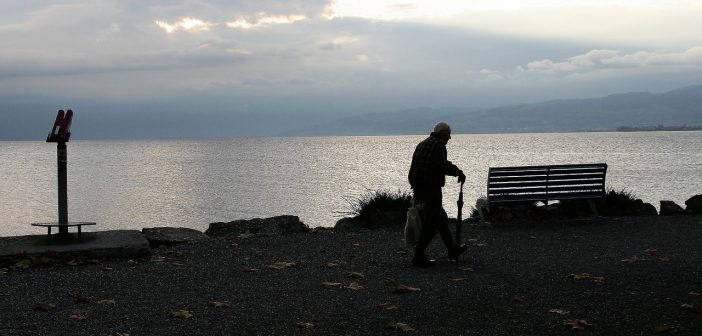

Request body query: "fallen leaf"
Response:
[14, 260, 32, 269]
[568, 273, 592, 280]
[549, 309, 570, 315]
[296, 321, 315, 329]
[238, 231, 255, 239]
[563, 319, 591, 330]
[127, 260, 138, 267]
[33, 303, 56, 311]
[269, 262, 296, 270]
[321, 282, 343, 289]
[345, 271, 365, 279]
[385, 322, 415, 332]
[96, 299, 115, 305]
[208, 301, 231, 308]
[242, 268, 259, 272]
[681, 303, 702, 314]
[344, 282, 364, 290]
[326, 260, 342, 267]
[393, 284, 421, 294]
[655, 324, 673, 333]
[383, 277, 397, 286]
[69, 313, 87, 321]
[621, 255, 646, 263]
[377, 303, 398, 310]
[170, 310, 193, 318]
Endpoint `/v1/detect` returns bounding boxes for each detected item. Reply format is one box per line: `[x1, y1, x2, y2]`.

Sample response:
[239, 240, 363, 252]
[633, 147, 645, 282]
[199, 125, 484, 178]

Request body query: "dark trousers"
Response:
[413, 188, 456, 257]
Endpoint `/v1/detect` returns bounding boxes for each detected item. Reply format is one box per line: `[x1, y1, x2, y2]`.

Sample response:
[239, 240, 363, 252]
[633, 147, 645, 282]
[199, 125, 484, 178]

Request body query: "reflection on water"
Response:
[1, 132, 700, 236]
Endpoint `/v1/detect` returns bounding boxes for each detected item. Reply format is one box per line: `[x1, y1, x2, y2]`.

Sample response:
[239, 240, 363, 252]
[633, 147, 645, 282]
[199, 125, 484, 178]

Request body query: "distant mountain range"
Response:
[283, 85, 702, 136]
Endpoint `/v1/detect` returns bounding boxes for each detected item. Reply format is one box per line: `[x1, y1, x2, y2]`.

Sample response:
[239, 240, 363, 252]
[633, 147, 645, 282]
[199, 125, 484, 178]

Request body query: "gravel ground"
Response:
[1, 216, 702, 336]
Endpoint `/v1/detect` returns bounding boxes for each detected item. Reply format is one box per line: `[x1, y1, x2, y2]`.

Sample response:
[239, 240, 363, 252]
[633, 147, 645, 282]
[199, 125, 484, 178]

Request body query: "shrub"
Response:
[558, 188, 641, 216]
[599, 188, 642, 216]
[341, 189, 413, 219]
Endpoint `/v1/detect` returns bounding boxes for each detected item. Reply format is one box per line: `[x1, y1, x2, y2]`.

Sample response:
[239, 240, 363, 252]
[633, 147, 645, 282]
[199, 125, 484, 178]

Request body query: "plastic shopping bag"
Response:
[404, 203, 423, 247]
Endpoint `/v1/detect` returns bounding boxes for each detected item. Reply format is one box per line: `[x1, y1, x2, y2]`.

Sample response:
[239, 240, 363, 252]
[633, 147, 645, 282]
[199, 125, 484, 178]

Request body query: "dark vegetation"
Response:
[341, 189, 412, 220]
[486, 188, 657, 222]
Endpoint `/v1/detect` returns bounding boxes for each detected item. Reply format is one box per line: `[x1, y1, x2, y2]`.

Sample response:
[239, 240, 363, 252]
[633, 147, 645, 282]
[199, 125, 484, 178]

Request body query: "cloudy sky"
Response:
[1, 0, 701, 138]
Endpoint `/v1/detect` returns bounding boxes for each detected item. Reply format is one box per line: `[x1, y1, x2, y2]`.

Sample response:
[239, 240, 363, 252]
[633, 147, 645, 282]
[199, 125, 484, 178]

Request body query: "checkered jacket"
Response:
[408, 133, 462, 191]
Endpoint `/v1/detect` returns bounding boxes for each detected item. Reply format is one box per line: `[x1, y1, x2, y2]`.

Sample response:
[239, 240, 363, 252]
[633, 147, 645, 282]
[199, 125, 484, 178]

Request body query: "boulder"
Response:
[334, 217, 364, 232]
[659, 201, 686, 216]
[685, 195, 702, 214]
[634, 202, 658, 216]
[141, 227, 210, 248]
[205, 215, 309, 238]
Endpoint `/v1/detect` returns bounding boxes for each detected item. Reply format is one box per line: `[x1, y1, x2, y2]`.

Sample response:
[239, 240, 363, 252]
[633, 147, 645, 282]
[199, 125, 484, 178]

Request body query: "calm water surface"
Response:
[1, 132, 700, 236]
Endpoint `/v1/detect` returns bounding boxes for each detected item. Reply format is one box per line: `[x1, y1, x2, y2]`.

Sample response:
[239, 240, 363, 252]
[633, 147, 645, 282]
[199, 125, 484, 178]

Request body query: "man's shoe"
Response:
[448, 244, 468, 261]
[412, 257, 437, 267]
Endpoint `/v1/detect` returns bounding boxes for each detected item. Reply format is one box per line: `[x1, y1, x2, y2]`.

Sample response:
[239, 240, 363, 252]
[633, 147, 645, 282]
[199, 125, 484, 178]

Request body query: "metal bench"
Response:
[31, 222, 96, 241]
[487, 163, 607, 216]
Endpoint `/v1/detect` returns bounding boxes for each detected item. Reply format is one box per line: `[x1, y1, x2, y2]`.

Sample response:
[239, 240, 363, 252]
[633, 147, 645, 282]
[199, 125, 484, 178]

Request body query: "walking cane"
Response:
[456, 181, 464, 244]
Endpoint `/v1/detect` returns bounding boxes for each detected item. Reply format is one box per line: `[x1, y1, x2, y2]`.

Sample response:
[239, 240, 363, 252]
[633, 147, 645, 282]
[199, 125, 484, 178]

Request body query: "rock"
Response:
[659, 201, 686, 216]
[141, 227, 210, 247]
[205, 215, 309, 238]
[634, 202, 658, 216]
[685, 195, 702, 214]
[334, 217, 364, 232]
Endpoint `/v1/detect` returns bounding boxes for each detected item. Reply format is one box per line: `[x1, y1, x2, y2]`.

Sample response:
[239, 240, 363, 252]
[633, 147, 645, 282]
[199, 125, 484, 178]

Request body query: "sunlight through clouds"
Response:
[226, 13, 307, 29]
[154, 17, 213, 33]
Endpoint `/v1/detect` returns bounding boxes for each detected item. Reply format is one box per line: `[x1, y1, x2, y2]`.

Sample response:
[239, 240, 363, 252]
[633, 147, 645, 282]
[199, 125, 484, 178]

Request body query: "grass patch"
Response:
[340, 189, 413, 219]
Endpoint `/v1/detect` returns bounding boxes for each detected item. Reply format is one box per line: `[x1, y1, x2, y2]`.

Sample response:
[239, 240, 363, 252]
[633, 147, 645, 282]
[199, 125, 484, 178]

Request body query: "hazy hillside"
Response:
[286, 85, 702, 135]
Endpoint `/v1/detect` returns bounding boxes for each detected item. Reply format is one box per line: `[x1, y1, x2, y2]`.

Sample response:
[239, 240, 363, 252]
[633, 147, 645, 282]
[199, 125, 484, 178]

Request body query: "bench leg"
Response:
[588, 200, 599, 217]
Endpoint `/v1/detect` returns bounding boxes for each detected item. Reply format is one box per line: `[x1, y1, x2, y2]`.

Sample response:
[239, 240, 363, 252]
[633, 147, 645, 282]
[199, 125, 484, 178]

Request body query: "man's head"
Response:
[433, 122, 452, 144]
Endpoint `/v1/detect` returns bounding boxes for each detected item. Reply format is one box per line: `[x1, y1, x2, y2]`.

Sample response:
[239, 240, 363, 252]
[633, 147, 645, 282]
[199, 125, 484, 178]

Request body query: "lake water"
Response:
[1, 132, 700, 237]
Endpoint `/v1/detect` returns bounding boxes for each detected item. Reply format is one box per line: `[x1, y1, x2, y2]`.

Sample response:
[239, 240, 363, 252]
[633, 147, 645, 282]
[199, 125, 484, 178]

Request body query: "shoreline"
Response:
[2, 215, 702, 335]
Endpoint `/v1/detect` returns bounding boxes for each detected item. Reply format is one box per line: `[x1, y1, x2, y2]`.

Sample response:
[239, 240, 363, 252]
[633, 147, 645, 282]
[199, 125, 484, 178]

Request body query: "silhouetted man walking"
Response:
[408, 122, 467, 267]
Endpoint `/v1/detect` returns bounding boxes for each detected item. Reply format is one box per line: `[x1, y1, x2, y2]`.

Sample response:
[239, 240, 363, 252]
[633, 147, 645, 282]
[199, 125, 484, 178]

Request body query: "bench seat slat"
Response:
[489, 186, 605, 194]
[489, 169, 606, 177]
[490, 173, 605, 183]
[489, 163, 607, 171]
[489, 178, 605, 189]
[489, 191, 605, 203]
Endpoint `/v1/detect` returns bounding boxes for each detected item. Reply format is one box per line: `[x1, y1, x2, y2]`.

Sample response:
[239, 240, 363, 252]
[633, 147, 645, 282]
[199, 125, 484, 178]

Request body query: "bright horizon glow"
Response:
[327, 0, 673, 19]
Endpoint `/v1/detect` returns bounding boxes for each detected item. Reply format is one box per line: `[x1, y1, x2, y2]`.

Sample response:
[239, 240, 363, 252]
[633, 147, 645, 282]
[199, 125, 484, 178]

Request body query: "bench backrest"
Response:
[487, 163, 607, 203]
